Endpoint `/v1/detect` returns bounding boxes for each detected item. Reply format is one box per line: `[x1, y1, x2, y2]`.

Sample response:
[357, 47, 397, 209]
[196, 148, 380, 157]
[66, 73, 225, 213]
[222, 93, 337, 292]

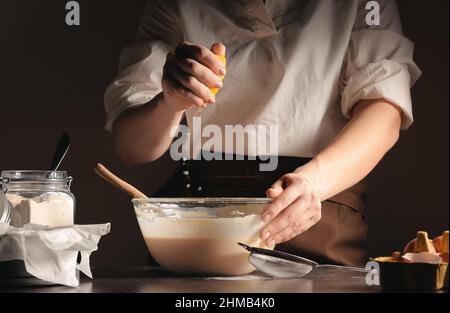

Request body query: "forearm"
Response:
[298, 99, 403, 201]
[112, 93, 184, 163]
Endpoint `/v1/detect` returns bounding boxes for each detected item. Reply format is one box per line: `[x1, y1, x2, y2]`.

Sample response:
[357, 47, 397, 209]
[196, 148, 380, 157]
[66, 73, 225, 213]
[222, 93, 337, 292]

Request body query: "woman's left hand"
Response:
[260, 167, 323, 247]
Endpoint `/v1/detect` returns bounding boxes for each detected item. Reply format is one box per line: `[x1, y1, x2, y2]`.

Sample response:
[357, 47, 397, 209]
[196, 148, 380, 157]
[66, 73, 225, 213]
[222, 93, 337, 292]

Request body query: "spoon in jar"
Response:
[49, 132, 71, 171]
[94, 163, 147, 199]
[238, 242, 369, 279]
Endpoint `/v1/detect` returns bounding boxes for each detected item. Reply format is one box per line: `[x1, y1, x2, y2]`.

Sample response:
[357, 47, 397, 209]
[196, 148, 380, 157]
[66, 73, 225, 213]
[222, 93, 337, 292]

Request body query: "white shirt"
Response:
[104, 0, 421, 157]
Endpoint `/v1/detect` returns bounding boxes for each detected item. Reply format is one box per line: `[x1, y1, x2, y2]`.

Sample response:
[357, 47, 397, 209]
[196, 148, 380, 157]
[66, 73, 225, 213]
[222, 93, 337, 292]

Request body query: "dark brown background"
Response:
[1, 0, 448, 267]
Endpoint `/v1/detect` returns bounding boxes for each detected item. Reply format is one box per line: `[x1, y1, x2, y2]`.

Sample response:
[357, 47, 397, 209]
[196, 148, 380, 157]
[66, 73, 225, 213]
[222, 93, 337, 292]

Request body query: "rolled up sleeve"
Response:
[340, 0, 422, 129]
[104, 0, 182, 132]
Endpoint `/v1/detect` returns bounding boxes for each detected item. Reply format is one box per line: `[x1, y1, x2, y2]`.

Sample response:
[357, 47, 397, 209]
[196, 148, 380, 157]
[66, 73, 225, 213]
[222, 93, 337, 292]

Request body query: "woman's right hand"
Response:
[161, 41, 227, 112]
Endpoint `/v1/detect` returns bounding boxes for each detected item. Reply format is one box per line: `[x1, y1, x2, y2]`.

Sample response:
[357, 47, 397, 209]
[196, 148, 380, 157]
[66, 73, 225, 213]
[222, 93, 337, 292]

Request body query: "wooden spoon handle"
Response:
[94, 163, 147, 199]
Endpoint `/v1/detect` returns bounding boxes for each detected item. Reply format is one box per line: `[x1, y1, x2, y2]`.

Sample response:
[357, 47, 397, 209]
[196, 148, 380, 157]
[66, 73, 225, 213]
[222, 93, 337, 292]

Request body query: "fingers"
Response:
[260, 196, 311, 243]
[166, 56, 216, 104]
[172, 56, 223, 90]
[268, 213, 319, 246]
[261, 184, 300, 223]
[266, 179, 284, 199]
[161, 76, 205, 108]
[260, 168, 325, 247]
[163, 41, 227, 109]
[266, 187, 282, 200]
[260, 172, 323, 247]
[262, 173, 310, 222]
[262, 200, 321, 246]
[211, 42, 226, 56]
[162, 60, 205, 108]
[176, 41, 226, 75]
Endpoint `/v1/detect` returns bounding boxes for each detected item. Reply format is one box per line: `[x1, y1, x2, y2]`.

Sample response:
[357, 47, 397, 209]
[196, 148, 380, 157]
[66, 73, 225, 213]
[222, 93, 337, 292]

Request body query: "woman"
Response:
[104, 0, 421, 266]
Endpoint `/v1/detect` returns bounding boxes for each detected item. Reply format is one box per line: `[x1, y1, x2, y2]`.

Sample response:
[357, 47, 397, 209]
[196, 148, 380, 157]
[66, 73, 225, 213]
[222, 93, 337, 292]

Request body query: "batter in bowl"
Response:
[136, 204, 269, 275]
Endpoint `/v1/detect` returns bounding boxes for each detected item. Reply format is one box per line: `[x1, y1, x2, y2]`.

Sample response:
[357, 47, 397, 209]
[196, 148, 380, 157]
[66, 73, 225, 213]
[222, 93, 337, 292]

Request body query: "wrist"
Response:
[294, 157, 326, 201]
[157, 93, 185, 117]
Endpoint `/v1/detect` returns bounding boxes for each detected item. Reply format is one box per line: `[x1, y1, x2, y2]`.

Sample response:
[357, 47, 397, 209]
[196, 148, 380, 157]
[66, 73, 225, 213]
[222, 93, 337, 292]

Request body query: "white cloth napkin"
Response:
[0, 223, 110, 287]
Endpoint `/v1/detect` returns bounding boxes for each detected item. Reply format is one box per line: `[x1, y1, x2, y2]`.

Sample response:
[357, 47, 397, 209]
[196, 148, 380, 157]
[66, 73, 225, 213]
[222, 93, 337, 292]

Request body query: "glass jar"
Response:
[0, 181, 10, 224]
[0, 171, 75, 227]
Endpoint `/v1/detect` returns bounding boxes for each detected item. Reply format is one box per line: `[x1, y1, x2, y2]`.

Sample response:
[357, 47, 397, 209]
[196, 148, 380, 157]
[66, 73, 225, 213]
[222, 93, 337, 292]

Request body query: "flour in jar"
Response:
[6, 192, 74, 227]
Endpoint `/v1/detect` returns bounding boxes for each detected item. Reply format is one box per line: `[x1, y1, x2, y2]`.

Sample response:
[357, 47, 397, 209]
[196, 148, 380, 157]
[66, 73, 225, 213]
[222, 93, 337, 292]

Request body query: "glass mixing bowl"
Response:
[132, 198, 271, 276]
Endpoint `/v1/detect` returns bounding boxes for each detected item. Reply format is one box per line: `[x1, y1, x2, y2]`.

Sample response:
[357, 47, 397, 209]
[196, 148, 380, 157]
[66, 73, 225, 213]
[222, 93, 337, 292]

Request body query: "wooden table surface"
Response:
[0, 266, 382, 293]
